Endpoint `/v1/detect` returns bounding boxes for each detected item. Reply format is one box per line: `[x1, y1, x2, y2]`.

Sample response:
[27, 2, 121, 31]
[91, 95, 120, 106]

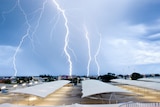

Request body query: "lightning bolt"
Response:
[94, 33, 101, 76]
[12, 0, 48, 77]
[68, 46, 77, 62]
[84, 27, 92, 77]
[1, 1, 18, 24]
[50, 13, 60, 41]
[52, 0, 73, 76]
[29, 0, 48, 55]
[13, 0, 31, 77]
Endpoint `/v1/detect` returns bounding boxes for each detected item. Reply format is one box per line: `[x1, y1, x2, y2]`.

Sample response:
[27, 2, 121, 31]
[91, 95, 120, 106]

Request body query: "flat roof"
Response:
[111, 79, 160, 91]
[10, 80, 70, 98]
[81, 80, 131, 98]
[138, 78, 160, 83]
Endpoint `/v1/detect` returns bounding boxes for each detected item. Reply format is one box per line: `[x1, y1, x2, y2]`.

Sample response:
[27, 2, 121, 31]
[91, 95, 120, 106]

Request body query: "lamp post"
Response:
[1, 86, 6, 93]
[22, 83, 26, 87]
[13, 84, 18, 89]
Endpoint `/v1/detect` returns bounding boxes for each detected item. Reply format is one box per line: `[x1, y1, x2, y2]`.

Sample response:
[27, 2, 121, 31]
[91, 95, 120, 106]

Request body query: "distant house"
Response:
[32, 76, 45, 82]
[0, 80, 3, 83]
[58, 75, 69, 80]
[10, 79, 17, 84]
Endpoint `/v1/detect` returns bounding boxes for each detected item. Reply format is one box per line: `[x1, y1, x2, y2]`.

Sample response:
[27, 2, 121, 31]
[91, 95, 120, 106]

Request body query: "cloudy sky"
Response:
[0, 0, 160, 76]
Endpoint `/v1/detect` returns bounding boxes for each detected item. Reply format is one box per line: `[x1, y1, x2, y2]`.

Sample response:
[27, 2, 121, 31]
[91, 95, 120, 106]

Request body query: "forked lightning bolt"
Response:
[94, 33, 101, 76]
[29, 0, 47, 55]
[13, 0, 47, 77]
[52, 0, 73, 76]
[13, 0, 31, 77]
[1, 1, 18, 24]
[84, 27, 91, 77]
[68, 46, 77, 62]
[50, 13, 60, 41]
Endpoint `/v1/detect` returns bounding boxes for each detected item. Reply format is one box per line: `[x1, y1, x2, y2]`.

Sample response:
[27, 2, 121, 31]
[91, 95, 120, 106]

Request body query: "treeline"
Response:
[98, 73, 117, 82]
[98, 72, 160, 82]
[1, 72, 160, 84]
[39, 74, 56, 82]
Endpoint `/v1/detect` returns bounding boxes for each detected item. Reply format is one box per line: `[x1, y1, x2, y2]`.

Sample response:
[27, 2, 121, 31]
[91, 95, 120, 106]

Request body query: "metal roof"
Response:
[138, 78, 160, 83]
[81, 79, 131, 98]
[111, 79, 160, 91]
[10, 80, 70, 98]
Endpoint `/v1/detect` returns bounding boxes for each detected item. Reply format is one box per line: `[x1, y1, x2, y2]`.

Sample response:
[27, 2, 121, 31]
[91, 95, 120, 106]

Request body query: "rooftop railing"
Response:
[119, 102, 160, 107]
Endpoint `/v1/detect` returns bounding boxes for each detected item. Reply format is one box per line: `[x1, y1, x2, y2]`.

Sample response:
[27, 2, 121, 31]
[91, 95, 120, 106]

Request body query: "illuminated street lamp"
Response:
[28, 82, 33, 87]
[22, 83, 26, 86]
[34, 81, 38, 84]
[13, 84, 18, 88]
[1, 86, 7, 93]
[29, 82, 32, 85]
[1, 86, 6, 89]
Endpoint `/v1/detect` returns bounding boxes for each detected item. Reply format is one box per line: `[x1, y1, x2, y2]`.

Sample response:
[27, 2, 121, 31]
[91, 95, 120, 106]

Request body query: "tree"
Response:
[131, 72, 143, 80]
[155, 74, 160, 77]
[98, 73, 117, 82]
[4, 79, 11, 84]
[39, 74, 55, 82]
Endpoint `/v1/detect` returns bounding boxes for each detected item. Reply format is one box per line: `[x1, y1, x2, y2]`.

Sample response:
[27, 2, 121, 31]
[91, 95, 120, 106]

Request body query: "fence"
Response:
[119, 102, 160, 107]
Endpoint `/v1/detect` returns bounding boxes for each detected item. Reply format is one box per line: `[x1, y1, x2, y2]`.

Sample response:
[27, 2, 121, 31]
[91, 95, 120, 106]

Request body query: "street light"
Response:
[22, 83, 26, 86]
[13, 84, 18, 88]
[1, 86, 7, 93]
[1, 86, 6, 89]
[34, 81, 38, 84]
